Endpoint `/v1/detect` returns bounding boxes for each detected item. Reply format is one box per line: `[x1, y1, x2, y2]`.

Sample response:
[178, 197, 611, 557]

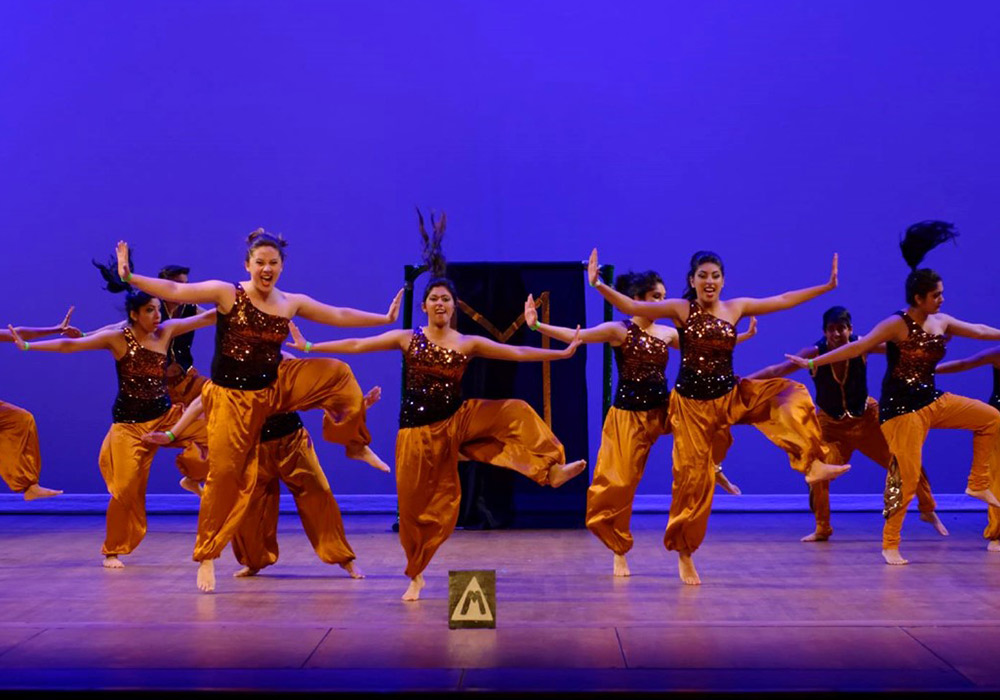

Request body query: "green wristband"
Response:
[589, 277, 602, 288]
[530, 319, 540, 331]
[304, 341, 313, 353]
[22, 342, 30, 351]
[807, 359, 815, 372]
[123, 271, 132, 282]
[165, 430, 176, 442]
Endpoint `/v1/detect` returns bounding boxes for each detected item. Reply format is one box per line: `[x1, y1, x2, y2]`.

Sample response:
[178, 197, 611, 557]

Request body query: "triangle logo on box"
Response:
[450, 575, 493, 623]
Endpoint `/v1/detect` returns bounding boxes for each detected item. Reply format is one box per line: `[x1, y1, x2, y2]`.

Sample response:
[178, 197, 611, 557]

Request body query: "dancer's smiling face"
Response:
[245, 245, 283, 294]
[690, 263, 724, 304]
[824, 321, 852, 349]
[129, 299, 162, 332]
[913, 281, 944, 315]
[422, 285, 455, 327]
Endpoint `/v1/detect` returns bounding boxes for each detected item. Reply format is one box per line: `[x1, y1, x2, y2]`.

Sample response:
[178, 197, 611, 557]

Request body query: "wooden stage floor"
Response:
[2, 511, 1000, 693]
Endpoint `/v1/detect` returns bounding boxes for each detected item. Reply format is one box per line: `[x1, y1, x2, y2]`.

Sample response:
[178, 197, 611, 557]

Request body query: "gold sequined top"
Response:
[211, 283, 290, 391]
[879, 311, 945, 422]
[399, 327, 470, 428]
[990, 368, 1000, 411]
[674, 301, 737, 400]
[112, 326, 171, 423]
[613, 320, 670, 411]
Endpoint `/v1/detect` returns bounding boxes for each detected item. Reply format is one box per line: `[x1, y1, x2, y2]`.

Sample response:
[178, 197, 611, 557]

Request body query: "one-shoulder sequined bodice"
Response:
[613, 321, 670, 411]
[879, 311, 946, 422]
[112, 327, 171, 423]
[210, 283, 289, 391]
[674, 301, 737, 400]
[399, 328, 470, 428]
[991, 367, 1000, 412]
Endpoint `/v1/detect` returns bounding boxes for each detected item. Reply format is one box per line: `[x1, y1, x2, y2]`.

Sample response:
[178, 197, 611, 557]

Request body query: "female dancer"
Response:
[1, 306, 79, 499]
[785, 222, 1000, 565]
[115, 230, 401, 592]
[937, 347, 1000, 552]
[749, 305, 947, 542]
[587, 248, 850, 585]
[7, 281, 213, 568]
[286, 277, 586, 601]
[524, 271, 755, 577]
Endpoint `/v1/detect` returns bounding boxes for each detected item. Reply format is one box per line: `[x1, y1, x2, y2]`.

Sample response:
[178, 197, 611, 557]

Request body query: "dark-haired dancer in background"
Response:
[1, 307, 80, 500]
[525, 270, 756, 577]
[786, 221, 1000, 565]
[937, 346, 1000, 552]
[157, 265, 213, 409]
[115, 230, 402, 592]
[7, 268, 214, 568]
[750, 305, 947, 542]
[587, 248, 850, 585]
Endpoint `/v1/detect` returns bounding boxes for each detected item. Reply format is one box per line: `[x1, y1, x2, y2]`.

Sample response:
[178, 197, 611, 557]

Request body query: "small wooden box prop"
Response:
[448, 570, 496, 629]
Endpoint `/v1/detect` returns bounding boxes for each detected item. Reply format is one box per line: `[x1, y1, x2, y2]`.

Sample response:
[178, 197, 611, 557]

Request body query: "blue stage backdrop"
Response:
[2, 2, 1000, 497]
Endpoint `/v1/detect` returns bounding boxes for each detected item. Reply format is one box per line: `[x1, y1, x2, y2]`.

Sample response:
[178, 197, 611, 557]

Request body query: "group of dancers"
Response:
[3, 218, 1000, 596]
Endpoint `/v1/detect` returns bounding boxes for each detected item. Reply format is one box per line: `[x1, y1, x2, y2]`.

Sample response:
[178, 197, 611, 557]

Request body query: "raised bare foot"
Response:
[805, 461, 851, 485]
[988, 540, 1000, 553]
[363, 386, 381, 408]
[24, 484, 62, 500]
[340, 561, 365, 579]
[197, 560, 216, 592]
[346, 444, 390, 473]
[102, 555, 124, 569]
[402, 574, 425, 601]
[919, 511, 949, 536]
[882, 548, 908, 565]
[801, 529, 831, 542]
[233, 566, 259, 578]
[179, 477, 204, 497]
[678, 553, 701, 585]
[715, 471, 742, 495]
[966, 487, 1000, 508]
[613, 554, 631, 577]
[549, 459, 587, 488]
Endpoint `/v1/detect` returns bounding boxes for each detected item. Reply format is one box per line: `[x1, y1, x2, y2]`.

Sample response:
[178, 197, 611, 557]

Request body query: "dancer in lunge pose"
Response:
[115, 230, 401, 592]
[749, 305, 947, 542]
[785, 221, 1000, 565]
[0, 307, 80, 499]
[587, 248, 850, 585]
[524, 271, 756, 577]
[7, 267, 213, 568]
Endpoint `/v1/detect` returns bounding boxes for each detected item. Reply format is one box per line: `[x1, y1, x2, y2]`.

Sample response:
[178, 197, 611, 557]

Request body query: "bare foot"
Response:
[805, 461, 851, 485]
[549, 459, 587, 488]
[363, 386, 381, 408]
[23, 484, 62, 500]
[346, 444, 390, 473]
[801, 529, 831, 542]
[197, 560, 216, 592]
[966, 487, 1000, 508]
[102, 555, 124, 569]
[613, 554, 631, 577]
[678, 553, 701, 585]
[714, 471, 742, 495]
[882, 548, 908, 565]
[340, 561, 365, 579]
[988, 540, 1000, 553]
[402, 574, 425, 601]
[179, 477, 204, 497]
[919, 511, 949, 536]
[233, 566, 259, 578]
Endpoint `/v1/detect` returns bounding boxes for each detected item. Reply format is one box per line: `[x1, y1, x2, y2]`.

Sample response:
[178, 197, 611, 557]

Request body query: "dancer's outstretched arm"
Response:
[288, 288, 404, 328]
[524, 294, 626, 344]
[747, 345, 819, 380]
[6, 324, 123, 354]
[116, 241, 235, 308]
[586, 249, 688, 321]
[938, 346, 1000, 374]
[143, 396, 205, 445]
[0, 306, 81, 341]
[468, 327, 581, 362]
[940, 317, 1000, 341]
[285, 321, 410, 354]
[730, 254, 838, 318]
[736, 317, 758, 344]
[786, 315, 903, 370]
[161, 309, 217, 339]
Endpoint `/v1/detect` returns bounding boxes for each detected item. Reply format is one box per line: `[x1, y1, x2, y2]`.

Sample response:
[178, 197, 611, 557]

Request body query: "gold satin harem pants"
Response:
[0, 400, 42, 493]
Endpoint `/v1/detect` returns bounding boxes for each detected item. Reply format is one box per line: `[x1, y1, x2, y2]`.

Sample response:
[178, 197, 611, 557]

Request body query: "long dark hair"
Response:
[417, 208, 457, 301]
[682, 251, 725, 301]
[900, 220, 957, 306]
[614, 270, 663, 299]
[93, 251, 154, 323]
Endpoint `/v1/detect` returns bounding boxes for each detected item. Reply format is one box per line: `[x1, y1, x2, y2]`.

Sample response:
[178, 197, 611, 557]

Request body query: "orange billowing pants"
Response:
[396, 398, 565, 578]
[231, 427, 355, 570]
[881, 393, 1000, 549]
[665, 378, 829, 554]
[0, 400, 42, 493]
[99, 404, 209, 556]
[985, 435, 1000, 542]
[194, 358, 369, 561]
[809, 398, 936, 538]
[586, 405, 733, 555]
[167, 367, 209, 408]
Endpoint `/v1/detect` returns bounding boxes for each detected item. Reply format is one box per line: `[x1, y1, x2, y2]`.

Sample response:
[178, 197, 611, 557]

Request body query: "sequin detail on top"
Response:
[673, 301, 737, 400]
[211, 283, 289, 391]
[990, 367, 1000, 412]
[879, 311, 946, 423]
[399, 327, 470, 428]
[112, 327, 171, 424]
[261, 412, 304, 443]
[613, 320, 670, 411]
